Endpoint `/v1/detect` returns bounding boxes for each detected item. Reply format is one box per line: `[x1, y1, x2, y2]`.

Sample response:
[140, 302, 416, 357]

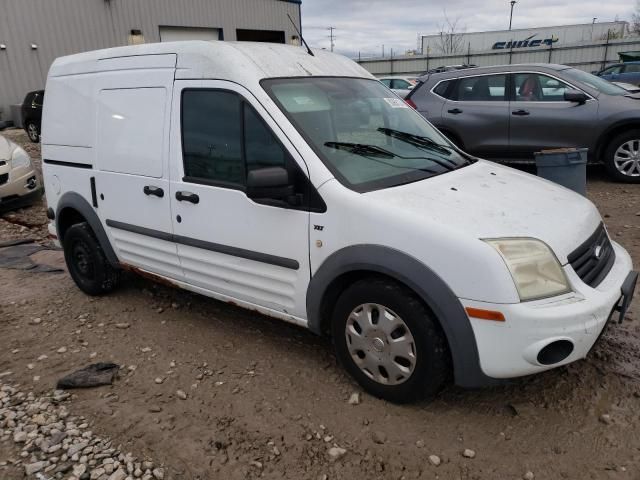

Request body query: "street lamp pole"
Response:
[509, 1, 516, 31]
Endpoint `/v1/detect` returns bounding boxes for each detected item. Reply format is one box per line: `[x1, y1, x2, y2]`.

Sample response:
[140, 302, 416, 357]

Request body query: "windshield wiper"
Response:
[324, 142, 396, 158]
[324, 141, 440, 174]
[377, 127, 454, 156]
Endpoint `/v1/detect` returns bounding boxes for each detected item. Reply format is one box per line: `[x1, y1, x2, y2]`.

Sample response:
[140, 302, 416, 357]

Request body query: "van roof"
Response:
[48, 41, 371, 81]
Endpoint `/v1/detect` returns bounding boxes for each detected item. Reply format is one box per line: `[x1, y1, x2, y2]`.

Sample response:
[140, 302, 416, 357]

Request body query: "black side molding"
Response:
[44, 159, 93, 169]
[105, 219, 299, 270]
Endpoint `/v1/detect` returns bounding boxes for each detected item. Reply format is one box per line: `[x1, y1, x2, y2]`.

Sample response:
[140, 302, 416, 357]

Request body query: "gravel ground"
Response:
[0, 128, 639, 479]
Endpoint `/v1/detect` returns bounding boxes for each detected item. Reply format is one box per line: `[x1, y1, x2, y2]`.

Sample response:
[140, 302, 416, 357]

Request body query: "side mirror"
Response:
[246, 166, 297, 205]
[564, 90, 588, 104]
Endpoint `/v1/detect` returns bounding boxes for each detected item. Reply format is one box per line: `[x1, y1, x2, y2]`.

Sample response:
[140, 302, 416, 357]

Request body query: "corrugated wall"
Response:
[359, 38, 640, 76]
[0, 0, 301, 120]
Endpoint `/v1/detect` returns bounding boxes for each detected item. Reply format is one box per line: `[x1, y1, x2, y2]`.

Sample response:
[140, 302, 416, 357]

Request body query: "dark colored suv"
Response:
[21, 90, 44, 143]
[406, 64, 640, 182]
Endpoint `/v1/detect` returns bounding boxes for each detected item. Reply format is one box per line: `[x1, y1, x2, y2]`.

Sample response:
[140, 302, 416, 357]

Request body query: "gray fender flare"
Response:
[306, 245, 500, 388]
[56, 191, 119, 268]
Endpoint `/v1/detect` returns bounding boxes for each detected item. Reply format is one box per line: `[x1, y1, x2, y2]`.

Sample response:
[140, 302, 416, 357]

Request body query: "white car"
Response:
[42, 42, 637, 403]
[378, 76, 418, 98]
[0, 132, 42, 212]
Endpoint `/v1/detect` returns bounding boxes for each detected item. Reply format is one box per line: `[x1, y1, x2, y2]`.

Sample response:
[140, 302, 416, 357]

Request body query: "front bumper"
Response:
[463, 241, 635, 379]
[0, 168, 42, 213]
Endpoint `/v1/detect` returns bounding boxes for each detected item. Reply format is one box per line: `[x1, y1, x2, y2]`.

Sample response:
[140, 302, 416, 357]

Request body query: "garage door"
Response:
[159, 26, 221, 42]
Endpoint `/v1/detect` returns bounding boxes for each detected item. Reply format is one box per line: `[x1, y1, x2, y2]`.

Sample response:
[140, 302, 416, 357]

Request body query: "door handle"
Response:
[143, 185, 164, 198]
[175, 191, 200, 204]
[447, 108, 463, 114]
[512, 109, 530, 116]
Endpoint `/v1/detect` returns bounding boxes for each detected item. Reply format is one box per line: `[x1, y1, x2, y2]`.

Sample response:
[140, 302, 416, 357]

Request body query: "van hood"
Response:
[366, 161, 602, 264]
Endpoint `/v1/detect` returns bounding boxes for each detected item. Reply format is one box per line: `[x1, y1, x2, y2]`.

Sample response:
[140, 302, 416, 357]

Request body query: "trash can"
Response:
[534, 148, 587, 196]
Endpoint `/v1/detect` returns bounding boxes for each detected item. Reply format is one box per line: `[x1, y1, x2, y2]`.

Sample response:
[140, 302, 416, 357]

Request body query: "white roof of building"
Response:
[48, 41, 372, 82]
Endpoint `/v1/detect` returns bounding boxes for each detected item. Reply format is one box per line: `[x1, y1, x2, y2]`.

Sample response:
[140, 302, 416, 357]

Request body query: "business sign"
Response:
[492, 34, 559, 50]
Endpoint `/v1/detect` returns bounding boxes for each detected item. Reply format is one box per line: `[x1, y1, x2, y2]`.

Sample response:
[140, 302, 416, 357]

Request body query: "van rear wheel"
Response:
[331, 278, 450, 403]
[63, 223, 120, 295]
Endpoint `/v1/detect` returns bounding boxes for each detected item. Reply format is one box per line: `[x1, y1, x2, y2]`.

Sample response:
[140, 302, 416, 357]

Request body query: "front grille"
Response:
[567, 223, 615, 288]
[0, 173, 8, 186]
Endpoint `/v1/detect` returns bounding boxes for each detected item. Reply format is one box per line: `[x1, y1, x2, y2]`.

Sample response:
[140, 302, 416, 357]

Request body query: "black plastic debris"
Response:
[56, 363, 120, 389]
[0, 239, 63, 273]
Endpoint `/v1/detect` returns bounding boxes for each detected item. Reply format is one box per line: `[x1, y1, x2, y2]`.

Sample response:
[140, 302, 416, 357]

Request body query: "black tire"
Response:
[603, 130, 640, 183]
[25, 121, 40, 143]
[63, 222, 120, 295]
[331, 278, 450, 403]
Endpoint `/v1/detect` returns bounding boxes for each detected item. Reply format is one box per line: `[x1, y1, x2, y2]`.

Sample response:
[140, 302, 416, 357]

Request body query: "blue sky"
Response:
[300, 0, 635, 57]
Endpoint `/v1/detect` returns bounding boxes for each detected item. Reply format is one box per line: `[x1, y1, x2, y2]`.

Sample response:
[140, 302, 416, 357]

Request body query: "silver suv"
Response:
[406, 63, 640, 182]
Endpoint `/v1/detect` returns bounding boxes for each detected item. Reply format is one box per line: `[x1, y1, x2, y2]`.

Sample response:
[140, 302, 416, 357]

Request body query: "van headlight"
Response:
[11, 147, 31, 170]
[484, 238, 571, 301]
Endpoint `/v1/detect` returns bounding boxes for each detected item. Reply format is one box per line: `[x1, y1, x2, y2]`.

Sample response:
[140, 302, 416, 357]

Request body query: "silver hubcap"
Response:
[614, 140, 640, 177]
[345, 303, 416, 386]
[28, 124, 38, 140]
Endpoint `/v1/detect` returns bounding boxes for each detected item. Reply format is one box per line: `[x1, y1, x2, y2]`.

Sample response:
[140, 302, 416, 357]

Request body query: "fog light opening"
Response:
[537, 340, 574, 366]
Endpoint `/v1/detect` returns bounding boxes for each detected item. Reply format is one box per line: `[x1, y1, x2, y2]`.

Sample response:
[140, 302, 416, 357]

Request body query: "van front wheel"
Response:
[331, 278, 450, 403]
[63, 223, 120, 295]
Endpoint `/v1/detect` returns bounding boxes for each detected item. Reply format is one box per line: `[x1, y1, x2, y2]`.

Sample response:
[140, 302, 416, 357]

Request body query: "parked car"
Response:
[378, 76, 418, 98]
[21, 90, 44, 143]
[42, 43, 636, 403]
[0, 132, 42, 212]
[596, 61, 640, 86]
[406, 63, 640, 182]
[611, 81, 640, 93]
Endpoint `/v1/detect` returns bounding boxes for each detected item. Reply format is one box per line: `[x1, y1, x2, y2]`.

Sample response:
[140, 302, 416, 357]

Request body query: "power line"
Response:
[327, 26, 336, 52]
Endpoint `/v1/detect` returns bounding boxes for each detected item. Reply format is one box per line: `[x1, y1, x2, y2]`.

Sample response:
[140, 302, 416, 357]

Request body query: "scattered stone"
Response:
[416, 440, 425, 448]
[462, 449, 476, 459]
[328, 447, 347, 461]
[32, 317, 42, 324]
[523, 471, 535, 480]
[600, 414, 613, 425]
[348, 392, 360, 405]
[176, 389, 187, 400]
[372, 431, 386, 444]
[57, 346, 67, 354]
[428, 455, 441, 466]
[149, 405, 162, 413]
[152, 467, 165, 479]
[108, 468, 128, 480]
[115, 323, 130, 329]
[154, 377, 164, 384]
[25, 461, 46, 475]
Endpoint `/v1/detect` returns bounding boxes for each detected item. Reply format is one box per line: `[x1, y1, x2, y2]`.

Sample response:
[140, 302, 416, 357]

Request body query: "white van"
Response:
[42, 42, 637, 402]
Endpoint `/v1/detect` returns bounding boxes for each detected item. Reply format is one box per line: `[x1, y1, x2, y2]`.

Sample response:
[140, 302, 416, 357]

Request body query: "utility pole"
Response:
[591, 17, 597, 40]
[509, 0, 516, 31]
[327, 26, 336, 52]
[382, 44, 385, 57]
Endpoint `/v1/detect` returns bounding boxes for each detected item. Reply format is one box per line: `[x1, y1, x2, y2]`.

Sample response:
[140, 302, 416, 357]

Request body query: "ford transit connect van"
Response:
[42, 42, 637, 403]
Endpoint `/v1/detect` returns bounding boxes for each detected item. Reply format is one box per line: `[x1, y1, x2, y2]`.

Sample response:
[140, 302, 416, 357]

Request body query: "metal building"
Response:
[358, 22, 640, 78]
[421, 21, 627, 56]
[0, 0, 302, 123]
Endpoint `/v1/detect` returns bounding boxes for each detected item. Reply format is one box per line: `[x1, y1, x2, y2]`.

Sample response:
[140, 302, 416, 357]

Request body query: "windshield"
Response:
[262, 77, 474, 192]
[563, 68, 628, 96]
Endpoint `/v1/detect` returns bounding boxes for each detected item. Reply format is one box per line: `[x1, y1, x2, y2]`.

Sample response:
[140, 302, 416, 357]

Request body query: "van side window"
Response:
[244, 104, 286, 170]
[182, 90, 244, 185]
[181, 89, 326, 212]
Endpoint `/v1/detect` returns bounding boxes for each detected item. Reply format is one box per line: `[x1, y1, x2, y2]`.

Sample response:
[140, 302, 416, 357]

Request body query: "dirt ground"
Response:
[1, 127, 639, 480]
